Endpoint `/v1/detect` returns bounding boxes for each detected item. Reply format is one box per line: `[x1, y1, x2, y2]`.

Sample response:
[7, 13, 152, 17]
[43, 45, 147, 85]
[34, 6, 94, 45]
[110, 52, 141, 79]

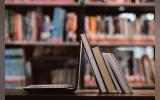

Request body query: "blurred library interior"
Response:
[5, 0, 155, 92]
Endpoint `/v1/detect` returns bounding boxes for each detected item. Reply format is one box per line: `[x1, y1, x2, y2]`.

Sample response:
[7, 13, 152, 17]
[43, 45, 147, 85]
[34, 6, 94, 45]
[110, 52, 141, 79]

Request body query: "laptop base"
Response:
[23, 84, 75, 94]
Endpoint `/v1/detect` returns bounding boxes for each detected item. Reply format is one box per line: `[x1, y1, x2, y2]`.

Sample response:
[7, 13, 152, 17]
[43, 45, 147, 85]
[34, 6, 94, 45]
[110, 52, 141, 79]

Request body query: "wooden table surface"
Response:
[5, 89, 155, 100]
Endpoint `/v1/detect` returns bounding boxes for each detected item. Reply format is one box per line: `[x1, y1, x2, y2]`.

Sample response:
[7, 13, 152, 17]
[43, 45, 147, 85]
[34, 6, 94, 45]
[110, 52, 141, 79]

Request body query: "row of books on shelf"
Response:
[84, 46, 155, 88]
[5, 0, 76, 4]
[85, 13, 155, 43]
[85, 0, 155, 4]
[5, 8, 155, 44]
[5, 0, 154, 5]
[5, 7, 78, 43]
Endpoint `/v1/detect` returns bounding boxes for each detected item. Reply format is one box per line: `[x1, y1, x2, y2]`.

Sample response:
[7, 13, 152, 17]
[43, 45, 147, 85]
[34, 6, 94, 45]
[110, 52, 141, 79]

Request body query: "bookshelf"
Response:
[5, 0, 155, 91]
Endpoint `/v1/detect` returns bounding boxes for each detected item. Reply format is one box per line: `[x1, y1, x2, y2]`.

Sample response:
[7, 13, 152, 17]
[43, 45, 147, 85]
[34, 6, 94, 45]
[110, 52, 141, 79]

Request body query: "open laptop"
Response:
[23, 41, 83, 94]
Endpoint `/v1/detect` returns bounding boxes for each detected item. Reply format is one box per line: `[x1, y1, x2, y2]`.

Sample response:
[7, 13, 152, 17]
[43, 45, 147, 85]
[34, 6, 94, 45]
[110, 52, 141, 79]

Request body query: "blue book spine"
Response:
[5, 49, 13, 89]
[5, 49, 9, 89]
[5, 48, 25, 89]
[51, 7, 66, 42]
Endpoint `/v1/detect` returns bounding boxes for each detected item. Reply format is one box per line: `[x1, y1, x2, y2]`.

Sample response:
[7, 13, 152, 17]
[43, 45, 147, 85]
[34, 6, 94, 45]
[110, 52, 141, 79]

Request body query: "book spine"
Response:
[31, 11, 38, 41]
[110, 54, 133, 93]
[80, 34, 107, 93]
[51, 8, 65, 42]
[102, 53, 122, 93]
[92, 47, 117, 93]
[5, 48, 26, 89]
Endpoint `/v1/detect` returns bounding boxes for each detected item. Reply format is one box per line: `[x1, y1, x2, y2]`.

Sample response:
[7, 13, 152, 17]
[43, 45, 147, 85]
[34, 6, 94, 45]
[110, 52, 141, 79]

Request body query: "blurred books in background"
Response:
[5, 0, 155, 90]
[5, 8, 78, 43]
[115, 46, 155, 85]
[83, 46, 155, 88]
[5, 10, 155, 44]
[85, 13, 155, 44]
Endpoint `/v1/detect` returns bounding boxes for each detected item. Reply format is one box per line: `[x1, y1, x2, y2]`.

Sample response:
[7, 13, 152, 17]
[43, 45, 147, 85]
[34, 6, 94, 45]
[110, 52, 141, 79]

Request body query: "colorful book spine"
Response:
[13, 12, 23, 41]
[5, 48, 26, 89]
[51, 7, 66, 42]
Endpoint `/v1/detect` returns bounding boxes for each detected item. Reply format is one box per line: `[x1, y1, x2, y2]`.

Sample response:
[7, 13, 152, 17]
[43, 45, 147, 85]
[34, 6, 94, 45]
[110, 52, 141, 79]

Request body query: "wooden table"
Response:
[5, 89, 155, 100]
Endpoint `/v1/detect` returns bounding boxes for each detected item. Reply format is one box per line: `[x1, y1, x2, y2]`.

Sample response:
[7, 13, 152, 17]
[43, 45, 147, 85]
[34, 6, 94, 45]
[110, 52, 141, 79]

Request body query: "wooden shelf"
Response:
[84, 3, 154, 14]
[5, 89, 155, 96]
[84, 84, 155, 90]
[5, 3, 80, 7]
[85, 3, 155, 7]
[5, 3, 155, 7]
[131, 84, 155, 89]
[5, 42, 79, 46]
[91, 42, 155, 47]
[5, 42, 155, 47]
[5, 89, 155, 100]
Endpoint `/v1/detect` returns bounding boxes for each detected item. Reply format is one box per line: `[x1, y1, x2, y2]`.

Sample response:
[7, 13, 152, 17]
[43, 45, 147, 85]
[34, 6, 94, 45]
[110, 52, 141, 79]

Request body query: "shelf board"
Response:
[5, 89, 26, 95]
[5, 3, 155, 7]
[131, 84, 155, 89]
[5, 3, 80, 7]
[85, 3, 155, 7]
[6, 89, 155, 96]
[84, 3, 155, 13]
[91, 42, 155, 46]
[5, 42, 155, 47]
[5, 42, 79, 46]
[84, 84, 155, 89]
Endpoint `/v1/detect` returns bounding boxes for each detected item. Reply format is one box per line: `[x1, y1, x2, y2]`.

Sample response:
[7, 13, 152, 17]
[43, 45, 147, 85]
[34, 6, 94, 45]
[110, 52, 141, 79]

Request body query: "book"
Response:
[5, 48, 26, 89]
[140, 13, 155, 36]
[41, 15, 51, 41]
[141, 55, 154, 84]
[102, 53, 122, 93]
[103, 53, 132, 93]
[51, 7, 66, 42]
[30, 11, 38, 41]
[5, 17, 9, 41]
[5, 9, 10, 41]
[85, 16, 98, 42]
[65, 12, 77, 42]
[13, 12, 23, 41]
[92, 47, 117, 93]
[80, 34, 107, 93]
